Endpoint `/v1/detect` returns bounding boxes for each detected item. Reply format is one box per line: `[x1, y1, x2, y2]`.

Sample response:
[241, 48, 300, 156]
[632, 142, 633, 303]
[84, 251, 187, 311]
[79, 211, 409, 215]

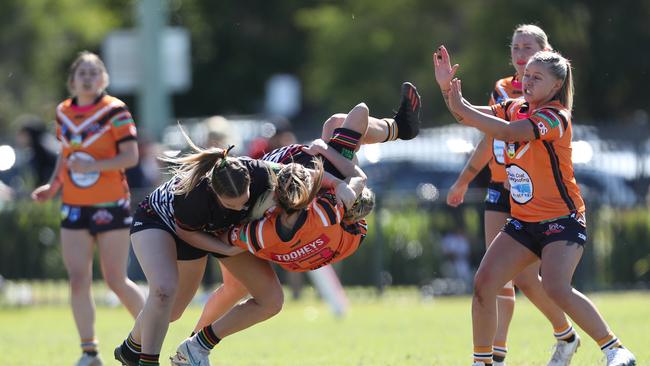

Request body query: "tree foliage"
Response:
[0, 0, 647, 135]
[0, 0, 127, 136]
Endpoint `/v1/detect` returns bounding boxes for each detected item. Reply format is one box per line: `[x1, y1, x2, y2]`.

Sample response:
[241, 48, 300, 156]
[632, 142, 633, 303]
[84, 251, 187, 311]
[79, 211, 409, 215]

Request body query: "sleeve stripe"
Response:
[256, 216, 267, 249]
[317, 198, 338, 225]
[245, 226, 255, 254]
[249, 221, 262, 251]
[312, 203, 330, 226]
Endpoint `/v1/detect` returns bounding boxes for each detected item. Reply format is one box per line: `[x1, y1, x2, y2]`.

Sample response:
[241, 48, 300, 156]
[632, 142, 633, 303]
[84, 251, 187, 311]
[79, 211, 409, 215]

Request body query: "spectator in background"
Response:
[15, 115, 58, 187]
[440, 228, 472, 290]
[203, 115, 242, 151]
[248, 117, 297, 159]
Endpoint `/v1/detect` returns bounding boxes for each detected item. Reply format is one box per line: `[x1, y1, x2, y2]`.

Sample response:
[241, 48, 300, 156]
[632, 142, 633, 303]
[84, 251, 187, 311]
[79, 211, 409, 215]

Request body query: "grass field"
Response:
[1, 288, 648, 366]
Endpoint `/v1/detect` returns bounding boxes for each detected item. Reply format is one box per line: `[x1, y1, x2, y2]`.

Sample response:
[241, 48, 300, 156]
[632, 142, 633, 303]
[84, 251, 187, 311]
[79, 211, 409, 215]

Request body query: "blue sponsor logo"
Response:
[69, 207, 81, 222]
[510, 219, 523, 230]
[512, 183, 532, 194]
[486, 189, 501, 203]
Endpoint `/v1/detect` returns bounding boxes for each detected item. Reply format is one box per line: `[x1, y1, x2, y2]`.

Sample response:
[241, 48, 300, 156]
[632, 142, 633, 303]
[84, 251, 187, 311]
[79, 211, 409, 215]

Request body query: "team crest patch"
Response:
[92, 209, 114, 225]
[507, 143, 516, 159]
[543, 223, 565, 236]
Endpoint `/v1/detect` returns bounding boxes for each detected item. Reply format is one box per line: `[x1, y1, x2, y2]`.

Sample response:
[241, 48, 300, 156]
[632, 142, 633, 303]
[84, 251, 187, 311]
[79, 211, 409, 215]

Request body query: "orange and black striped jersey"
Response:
[491, 98, 585, 222]
[487, 75, 524, 183]
[228, 191, 367, 272]
[56, 94, 137, 205]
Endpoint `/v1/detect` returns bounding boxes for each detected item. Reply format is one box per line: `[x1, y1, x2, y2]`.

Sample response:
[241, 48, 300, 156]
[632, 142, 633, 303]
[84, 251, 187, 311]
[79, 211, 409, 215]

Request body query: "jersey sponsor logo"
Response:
[133, 221, 143, 227]
[92, 209, 114, 225]
[271, 234, 330, 263]
[486, 188, 501, 204]
[537, 121, 549, 135]
[507, 165, 533, 204]
[577, 233, 587, 241]
[68, 151, 100, 188]
[493, 139, 506, 164]
[543, 223, 565, 236]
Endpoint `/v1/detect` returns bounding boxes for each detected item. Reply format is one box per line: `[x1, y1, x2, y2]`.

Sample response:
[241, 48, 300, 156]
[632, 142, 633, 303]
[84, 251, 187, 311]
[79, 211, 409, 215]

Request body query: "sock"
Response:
[597, 332, 622, 351]
[196, 325, 221, 351]
[382, 118, 398, 142]
[328, 127, 362, 160]
[120, 333, 141, 362]
[81, 338, 98, 356]
[473, 345, 493, 365]
[492, 341, 507, 362]
[553, 323, 576, 343]
[139, 353, 159, 366]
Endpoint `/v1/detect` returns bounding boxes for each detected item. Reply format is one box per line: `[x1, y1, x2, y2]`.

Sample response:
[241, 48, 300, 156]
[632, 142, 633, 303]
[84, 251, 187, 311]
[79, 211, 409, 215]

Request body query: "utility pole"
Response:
[137, 0, 170, 141]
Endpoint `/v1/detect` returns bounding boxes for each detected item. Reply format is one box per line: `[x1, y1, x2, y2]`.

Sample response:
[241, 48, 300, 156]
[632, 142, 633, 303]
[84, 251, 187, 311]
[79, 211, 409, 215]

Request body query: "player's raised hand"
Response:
[447, 78, 466, 120]
[433, 45, 459, 91]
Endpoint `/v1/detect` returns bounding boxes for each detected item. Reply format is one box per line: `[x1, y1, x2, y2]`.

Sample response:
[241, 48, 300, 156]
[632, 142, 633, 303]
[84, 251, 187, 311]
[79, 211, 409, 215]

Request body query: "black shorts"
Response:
[502, 214, 587, 258]
[130, 200, 229, 261]
[61, 201, 132, 235]
[484, 181, 510, 213]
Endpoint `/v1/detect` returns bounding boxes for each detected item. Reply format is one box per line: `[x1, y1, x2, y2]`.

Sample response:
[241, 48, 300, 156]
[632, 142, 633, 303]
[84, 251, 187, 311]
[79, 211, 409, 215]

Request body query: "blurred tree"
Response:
[296, 0, 460, 124]
[170, 0, 321, 119]
[0, 0, 128, 135]
[295, 0, 648, 125]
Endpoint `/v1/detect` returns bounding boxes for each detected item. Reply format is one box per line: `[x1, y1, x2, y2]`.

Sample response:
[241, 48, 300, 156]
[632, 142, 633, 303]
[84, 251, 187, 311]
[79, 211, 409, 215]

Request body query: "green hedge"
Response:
[2, 199, 650, 289]
[0, 200, 66, 279]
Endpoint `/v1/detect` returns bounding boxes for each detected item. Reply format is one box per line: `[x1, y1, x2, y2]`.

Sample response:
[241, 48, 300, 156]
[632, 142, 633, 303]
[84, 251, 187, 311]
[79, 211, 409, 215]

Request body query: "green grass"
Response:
[1, 288, 648, 365]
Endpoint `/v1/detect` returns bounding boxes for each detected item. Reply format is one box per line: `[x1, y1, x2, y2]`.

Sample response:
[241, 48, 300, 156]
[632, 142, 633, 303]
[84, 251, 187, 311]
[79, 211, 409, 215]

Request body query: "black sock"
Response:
[328, 127, 362, 160]
[492, 354, 505, 362]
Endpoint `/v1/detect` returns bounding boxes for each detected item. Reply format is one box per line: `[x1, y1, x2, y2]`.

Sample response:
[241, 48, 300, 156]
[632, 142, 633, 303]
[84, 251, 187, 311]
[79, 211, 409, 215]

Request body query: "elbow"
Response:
[124, 154, 139, 169]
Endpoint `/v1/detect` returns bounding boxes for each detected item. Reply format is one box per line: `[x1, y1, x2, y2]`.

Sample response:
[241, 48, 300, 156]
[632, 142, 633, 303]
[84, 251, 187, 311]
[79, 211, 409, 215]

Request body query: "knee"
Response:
[472, 271, 498, 306]
[148, 283, 178, 308]
[349, 103, 369, 117]
[68, 272, 92, 294]
[542, 280, 572, 306]
[103, 271, 127, 292]
[321, 114, 347, 140]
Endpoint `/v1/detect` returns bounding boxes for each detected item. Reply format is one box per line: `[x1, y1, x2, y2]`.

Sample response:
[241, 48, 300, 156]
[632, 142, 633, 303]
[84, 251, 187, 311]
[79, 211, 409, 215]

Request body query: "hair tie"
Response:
[218, 145, 236, 169]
